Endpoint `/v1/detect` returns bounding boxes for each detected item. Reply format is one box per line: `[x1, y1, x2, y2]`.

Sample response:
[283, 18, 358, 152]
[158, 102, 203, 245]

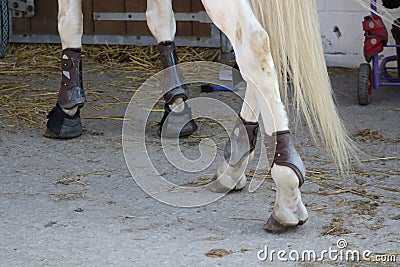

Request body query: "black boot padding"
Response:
[44, 103, 82, 139]
[159, 102, 197, 138]
[383, 0, 400, 9]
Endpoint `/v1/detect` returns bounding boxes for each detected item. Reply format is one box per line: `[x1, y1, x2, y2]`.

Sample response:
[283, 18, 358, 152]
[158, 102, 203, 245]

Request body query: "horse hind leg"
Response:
[208, 82, 260, 193]
[202, 0, 308, 232]
[146, 0, 197, 138]
[44, 0, 84, 139]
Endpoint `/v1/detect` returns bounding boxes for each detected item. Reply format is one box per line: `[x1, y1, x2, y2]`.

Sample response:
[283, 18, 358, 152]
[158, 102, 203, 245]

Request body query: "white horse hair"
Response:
[55, 0, 360, 232]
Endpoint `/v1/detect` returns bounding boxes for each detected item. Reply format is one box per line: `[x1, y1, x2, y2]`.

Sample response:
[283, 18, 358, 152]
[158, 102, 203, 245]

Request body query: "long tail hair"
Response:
[250, 0, 357, 172]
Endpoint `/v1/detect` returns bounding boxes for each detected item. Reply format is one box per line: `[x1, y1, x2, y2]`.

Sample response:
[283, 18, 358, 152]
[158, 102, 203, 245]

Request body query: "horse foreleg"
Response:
[208, 82, 260, 193]
[44, 0, 84, 139]
[202, 0, 308, 232]
[146, 0, 197, 137]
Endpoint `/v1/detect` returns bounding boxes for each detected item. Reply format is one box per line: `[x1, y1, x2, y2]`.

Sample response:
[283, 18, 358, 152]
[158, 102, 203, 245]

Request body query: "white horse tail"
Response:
[250, 0, 357, 172]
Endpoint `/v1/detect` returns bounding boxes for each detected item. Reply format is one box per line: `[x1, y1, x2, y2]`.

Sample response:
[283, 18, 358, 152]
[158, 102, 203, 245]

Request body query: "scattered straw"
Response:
[360, 156, 400, 163]
[320, 218, 355, 236]
[375, 185, 400, 193]
[0, 43, 221, 128]
[55, 169, 113, 186]
[205, 249, 232, 258]
[352, 128, 388, 142]
[83, 116, 125, 121]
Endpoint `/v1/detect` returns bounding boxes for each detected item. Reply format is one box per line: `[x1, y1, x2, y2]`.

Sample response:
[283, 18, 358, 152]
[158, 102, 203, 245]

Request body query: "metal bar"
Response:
[373, 54, 380, 89]
[371, 0, 377, 13]
[377, 82, 400, 86]
[93, 11, 212, 24]
[8, 0, 34, 17]
[9, 33, 221, 48]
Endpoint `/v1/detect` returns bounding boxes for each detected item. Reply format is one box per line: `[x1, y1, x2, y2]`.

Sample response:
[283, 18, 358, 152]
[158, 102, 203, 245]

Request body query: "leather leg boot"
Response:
[44, 48, 85, 139]
[157, 41, 197, 138]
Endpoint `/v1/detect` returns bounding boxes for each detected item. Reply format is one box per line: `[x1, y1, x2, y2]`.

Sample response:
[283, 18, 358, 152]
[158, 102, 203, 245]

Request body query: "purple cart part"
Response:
[370, 0, 400, 88]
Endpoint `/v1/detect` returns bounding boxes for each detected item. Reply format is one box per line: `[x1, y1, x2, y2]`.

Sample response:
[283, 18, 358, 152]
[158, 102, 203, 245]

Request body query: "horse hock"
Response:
[158, 41, 197, 137]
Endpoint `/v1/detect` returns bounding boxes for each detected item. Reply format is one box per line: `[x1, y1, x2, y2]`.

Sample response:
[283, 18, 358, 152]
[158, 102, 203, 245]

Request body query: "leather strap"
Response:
[158, 41, 188, 104]
[58, 48, 85, 109]
[224, 115, 259, 167]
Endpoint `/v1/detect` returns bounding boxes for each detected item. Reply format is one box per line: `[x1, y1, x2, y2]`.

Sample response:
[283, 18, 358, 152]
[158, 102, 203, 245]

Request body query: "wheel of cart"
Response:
[359, 0, 400, 105]
[0, 0, 8, 58]
[358, 63, 372, 105]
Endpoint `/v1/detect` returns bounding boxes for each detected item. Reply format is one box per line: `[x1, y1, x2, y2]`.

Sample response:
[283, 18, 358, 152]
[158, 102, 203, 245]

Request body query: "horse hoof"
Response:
[207, 173, 246, 193]
[43, 103, 82, 139]
[263, 214, 306, 234]
[158, 103, 197, 138]
[207, 178, 233, 194]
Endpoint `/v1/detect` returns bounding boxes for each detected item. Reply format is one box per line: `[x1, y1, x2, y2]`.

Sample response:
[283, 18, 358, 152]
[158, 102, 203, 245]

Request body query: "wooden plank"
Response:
[30, 0, 58, 34]
[126, 0, 150, 36]
[93, 0, 126, 35]
[173, 0, 192, 37]
[12, 17, 31, 34]
[83, 0, 94, 35]
[192, 0, 211, 37]
[125, 1, 146, 12]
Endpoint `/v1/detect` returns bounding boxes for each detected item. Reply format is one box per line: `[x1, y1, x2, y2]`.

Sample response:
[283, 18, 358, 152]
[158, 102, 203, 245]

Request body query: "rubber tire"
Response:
[358, 63, 372, 105]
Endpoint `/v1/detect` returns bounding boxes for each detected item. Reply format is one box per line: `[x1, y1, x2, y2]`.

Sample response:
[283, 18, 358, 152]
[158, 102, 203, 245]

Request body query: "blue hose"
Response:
[0, 0, 8, 58]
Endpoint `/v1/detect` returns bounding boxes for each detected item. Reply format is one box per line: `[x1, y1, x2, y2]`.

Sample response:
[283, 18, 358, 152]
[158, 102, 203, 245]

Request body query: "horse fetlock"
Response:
[58, 48, 85, 109]
[271, 165, 300, 191]
[270, 164, 308, 227]
[61, 106, 78, 117]
[169, 98, 185, 113]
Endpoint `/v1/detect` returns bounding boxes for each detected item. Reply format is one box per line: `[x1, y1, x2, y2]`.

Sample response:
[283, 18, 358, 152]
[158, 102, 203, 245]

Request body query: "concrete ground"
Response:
[0, 53, 399, 266]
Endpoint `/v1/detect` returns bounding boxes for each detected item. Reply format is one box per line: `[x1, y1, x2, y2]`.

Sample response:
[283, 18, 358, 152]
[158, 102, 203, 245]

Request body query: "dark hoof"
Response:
[43, 103, 82, 139]
[263, 214, 306, 234]
[158, 102, 197, 138]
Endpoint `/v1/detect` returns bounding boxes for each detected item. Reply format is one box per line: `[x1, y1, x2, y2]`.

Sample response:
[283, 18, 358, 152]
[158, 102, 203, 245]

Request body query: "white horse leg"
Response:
[202, 0, 308, 232]
[146, 0, 197, 137]
[146, 0, 181, 112]
[58, 0, 83, 50]
[146, 0, 176, 43]
[57, 0, 83, 116]
[44, 0, 84, 139]
[208, 82, 260, 192]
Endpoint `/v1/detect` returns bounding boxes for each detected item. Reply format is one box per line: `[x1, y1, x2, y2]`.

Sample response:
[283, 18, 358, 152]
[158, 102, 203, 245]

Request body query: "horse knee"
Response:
[57, 0, 83, 49]
[146, 0, 175, 42]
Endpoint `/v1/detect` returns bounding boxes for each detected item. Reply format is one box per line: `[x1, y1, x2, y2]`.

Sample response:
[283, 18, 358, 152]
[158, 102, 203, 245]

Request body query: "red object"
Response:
[362, 15, 388, 62]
